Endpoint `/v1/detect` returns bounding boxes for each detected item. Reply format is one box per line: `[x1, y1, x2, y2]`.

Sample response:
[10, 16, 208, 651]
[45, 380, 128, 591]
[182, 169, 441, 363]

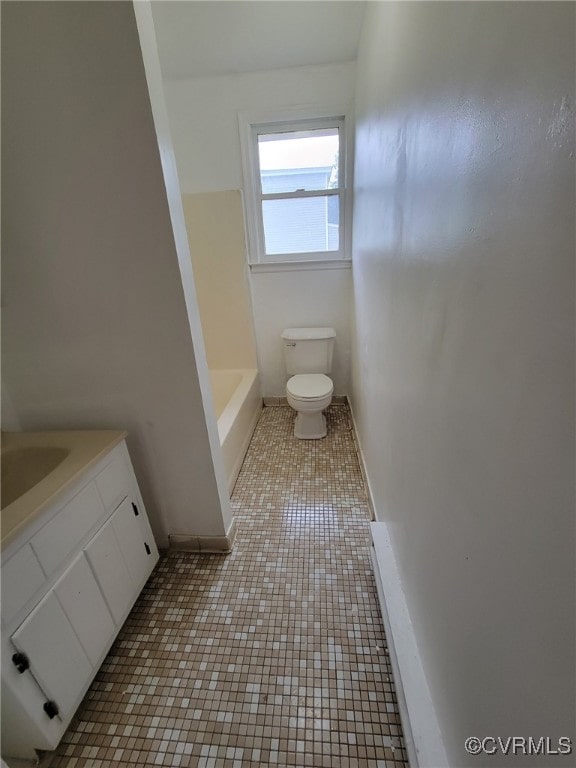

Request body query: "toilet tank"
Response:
[282, 327, 336, 375]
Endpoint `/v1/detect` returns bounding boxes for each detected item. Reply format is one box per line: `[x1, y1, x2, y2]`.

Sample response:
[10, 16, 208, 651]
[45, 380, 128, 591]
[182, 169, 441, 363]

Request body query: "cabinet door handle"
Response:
[43, 700, 59, 719]
[144, 542, 151, 555]
[132, 502, 139, 516]
[12, 652, 30, 674]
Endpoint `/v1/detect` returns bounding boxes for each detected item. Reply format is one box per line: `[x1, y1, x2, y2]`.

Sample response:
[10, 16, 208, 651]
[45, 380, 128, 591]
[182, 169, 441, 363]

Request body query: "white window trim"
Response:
[238, 104, 354, 266]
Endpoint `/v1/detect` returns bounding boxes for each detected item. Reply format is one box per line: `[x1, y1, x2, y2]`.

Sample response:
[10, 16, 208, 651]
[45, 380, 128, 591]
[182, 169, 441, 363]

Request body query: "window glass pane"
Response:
[262, 196, 339, 255]
[258, 128, 339, 193]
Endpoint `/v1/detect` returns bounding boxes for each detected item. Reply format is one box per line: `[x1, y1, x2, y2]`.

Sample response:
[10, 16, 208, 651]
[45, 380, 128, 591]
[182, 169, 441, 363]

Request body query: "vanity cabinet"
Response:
[1, 440, 159, 761]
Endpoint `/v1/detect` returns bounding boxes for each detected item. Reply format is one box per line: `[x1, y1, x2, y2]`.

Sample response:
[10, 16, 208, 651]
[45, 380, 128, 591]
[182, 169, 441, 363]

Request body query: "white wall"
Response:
[2, 0, 231, 548]
[351, 2, 575, 765]
[162, 63, 355, 396]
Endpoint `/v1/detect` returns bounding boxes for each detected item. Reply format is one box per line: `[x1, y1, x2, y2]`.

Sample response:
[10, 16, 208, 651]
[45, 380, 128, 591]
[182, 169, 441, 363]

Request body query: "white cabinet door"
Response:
[11, 553, 116, 721]
[11, 592, 92, 720]
[111, 497, 157, 589]
[54, 554, 115, 666]
[85, 517, 134, 624]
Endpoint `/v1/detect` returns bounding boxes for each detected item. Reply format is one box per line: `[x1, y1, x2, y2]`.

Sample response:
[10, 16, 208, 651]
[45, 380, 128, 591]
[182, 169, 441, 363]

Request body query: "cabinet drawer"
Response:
[31, 483, 106, 576]
[1, 545, 46, 625]
[95, 454, 129, 512]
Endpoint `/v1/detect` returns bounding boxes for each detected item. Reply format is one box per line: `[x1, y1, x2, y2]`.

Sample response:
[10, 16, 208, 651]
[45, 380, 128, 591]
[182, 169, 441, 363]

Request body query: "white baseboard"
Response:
[371, 522, 449, 768]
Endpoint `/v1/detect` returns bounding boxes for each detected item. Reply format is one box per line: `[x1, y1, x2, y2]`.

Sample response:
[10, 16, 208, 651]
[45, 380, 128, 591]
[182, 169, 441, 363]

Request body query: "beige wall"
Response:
[182, 191, 257, 371]
[1, 0, 230, 547]
[351, 2, 574, 764]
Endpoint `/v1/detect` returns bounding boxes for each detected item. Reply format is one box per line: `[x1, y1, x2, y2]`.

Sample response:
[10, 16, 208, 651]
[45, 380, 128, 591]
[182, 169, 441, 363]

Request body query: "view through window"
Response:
[250, 119, 345, 261]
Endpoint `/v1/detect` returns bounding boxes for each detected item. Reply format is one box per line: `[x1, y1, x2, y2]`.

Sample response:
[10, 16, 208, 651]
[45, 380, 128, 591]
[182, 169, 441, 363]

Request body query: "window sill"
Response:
[249, 259, 352, 274]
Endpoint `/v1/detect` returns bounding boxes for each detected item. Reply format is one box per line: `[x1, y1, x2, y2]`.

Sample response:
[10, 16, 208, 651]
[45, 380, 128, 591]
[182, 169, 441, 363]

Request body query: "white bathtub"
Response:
[209, 369, 262, 494]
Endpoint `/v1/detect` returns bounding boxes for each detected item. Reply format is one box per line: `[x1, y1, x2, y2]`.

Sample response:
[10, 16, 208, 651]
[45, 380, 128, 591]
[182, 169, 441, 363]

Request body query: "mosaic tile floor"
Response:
[50, 406, 407, 768]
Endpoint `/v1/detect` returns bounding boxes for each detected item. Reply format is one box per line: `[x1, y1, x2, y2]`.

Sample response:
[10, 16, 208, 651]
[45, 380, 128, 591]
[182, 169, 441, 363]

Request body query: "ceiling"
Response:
[151, 1, 366, 80]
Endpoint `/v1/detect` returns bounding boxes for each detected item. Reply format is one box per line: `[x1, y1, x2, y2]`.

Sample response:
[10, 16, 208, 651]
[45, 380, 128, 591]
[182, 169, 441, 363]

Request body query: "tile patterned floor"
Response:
[50, 406, 407, 768]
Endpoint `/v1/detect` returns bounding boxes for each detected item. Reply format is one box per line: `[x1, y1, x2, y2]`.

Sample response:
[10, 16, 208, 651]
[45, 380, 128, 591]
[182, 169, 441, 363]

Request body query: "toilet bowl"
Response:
[286, 373, 334, 439]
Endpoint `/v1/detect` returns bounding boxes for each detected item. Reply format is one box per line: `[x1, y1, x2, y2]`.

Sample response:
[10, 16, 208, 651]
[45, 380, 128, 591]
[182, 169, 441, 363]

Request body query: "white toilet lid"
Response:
[287, 374, 333, 400]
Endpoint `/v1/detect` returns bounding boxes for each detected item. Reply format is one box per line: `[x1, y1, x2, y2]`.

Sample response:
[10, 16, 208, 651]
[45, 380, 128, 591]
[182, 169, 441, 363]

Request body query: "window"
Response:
[239, 111, 351, 266]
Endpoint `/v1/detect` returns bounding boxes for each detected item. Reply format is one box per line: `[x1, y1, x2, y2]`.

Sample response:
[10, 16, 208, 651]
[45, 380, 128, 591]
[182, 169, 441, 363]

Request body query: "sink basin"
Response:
[0, 429, 128, 550]
[1, 446, 70, 509]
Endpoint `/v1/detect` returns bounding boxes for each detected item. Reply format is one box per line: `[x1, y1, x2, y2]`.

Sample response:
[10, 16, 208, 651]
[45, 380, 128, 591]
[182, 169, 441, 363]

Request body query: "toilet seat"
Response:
[287, 374, 333, 401]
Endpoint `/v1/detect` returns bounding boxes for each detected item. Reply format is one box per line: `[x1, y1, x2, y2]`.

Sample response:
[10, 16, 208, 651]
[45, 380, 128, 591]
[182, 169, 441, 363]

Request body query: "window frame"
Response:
[239, 106, 353, 267]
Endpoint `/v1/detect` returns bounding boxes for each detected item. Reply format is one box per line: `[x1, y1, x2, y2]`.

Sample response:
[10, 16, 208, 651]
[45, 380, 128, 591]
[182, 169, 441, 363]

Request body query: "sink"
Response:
[1, 446, 70, 509]
[0, 430, 128, 549]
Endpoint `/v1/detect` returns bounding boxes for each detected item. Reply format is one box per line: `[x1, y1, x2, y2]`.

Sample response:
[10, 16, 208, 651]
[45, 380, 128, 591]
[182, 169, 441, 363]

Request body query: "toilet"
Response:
[282, 327, 336, 439]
